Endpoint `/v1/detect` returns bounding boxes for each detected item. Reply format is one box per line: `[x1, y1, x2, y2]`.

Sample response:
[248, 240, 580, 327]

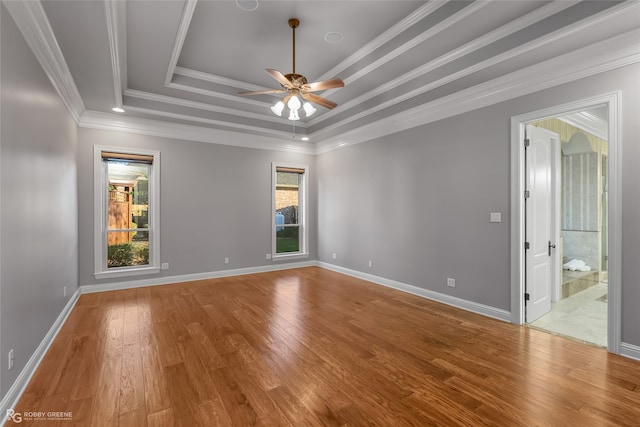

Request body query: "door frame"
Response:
[510, 92, 621, 354]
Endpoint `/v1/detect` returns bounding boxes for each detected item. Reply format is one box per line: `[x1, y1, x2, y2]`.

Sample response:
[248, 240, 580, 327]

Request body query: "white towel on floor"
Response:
[577, 265, 592, 272]
[563, 258, 578, 269]
[563, 259, 586, 270]
[569, 260, 586, 271]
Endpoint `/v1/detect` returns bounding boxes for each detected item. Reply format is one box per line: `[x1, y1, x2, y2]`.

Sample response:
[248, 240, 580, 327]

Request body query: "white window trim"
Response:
[271, 162, 309, 261]
[94, 145, 161, 279]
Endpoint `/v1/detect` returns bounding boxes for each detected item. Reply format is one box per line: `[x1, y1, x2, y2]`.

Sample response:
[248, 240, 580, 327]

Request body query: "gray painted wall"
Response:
[1, 5, 78, 396]
[76, 128, 317, 287]
[316, 62, 640, 347]
[317, 105, 511, 309]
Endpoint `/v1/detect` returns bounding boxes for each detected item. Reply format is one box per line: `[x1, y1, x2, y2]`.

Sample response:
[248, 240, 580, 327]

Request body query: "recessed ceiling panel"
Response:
[179, 1, 425, 85]
[127, 0, 187, 89]
[41, 0, 114, 110]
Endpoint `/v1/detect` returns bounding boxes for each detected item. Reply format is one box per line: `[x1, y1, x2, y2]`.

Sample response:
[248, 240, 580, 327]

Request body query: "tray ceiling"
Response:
[7, 0, 640, 153]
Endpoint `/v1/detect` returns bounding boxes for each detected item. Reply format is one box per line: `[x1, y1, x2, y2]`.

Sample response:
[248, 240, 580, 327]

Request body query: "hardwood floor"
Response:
[12, 267, 640, 426]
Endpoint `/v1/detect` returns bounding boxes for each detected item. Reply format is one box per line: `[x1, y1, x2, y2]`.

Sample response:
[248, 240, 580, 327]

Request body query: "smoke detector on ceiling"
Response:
[324, 32, 343, 43]
[236, 0, 258, 12]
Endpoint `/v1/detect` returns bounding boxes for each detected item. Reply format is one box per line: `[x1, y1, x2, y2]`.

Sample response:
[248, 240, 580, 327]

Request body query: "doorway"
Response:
[526, 110, 609, 347]
[510, 92, 621, 354]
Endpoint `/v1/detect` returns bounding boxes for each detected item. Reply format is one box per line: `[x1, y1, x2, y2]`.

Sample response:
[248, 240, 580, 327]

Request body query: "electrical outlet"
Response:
[161, 262, 169, 270]
[368, 260, 372, 268]
[8, 349, 14, 370]
[332, 253, 337, 259]
[224, 257, 229, 264]
[447, 278, 456, 288]
[63, 286, 67, 297]
[266, 254, 272, 260]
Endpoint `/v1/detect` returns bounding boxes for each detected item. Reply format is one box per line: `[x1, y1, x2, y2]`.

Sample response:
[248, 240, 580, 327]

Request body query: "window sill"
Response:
[272, 253, 309, 262]
[94, 266, 161, 280]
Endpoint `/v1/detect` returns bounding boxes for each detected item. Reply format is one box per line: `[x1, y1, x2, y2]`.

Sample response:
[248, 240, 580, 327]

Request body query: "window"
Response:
[272, 163, 308, 260]
[94, 147, 160, 278]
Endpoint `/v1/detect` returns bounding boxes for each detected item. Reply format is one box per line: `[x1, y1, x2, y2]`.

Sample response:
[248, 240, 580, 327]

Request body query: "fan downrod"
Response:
[289, 18, 300, 74]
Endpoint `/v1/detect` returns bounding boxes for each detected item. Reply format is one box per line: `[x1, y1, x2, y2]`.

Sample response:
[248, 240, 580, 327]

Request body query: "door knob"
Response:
[548, 240, 556, 256]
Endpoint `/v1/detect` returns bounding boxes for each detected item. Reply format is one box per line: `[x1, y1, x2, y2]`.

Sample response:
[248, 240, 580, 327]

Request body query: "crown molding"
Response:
[2, 0, 85, 123]
[124, 89, 298, 126]
[122, 105, 303, 140]
[104, 0, 126, 109]
[309, 0, 578, 128]
[339, 1, 488, 88]
[310, 0, 640, 141]
[78, 110, 315, 154]
[174, 66, 273, 93]
[164, 0, 198, 86]
[315, 1, 448, 82]
[315, 29, 640, 154]
[167, 81, 274, 108]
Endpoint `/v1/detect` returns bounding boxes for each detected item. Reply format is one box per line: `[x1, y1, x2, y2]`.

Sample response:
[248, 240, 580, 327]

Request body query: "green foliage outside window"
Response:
[108, 242, 149, 267]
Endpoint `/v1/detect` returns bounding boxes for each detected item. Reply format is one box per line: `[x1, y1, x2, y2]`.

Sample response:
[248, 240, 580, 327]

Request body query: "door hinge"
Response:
[524, 190, 530, 198]
[525, 242, 530, 250]
[524, 293, 530, 302]
[524, 138, 530, 147]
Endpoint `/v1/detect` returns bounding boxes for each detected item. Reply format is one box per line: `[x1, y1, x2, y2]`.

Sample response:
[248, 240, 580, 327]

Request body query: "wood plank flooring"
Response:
[12, 267, 640, 426]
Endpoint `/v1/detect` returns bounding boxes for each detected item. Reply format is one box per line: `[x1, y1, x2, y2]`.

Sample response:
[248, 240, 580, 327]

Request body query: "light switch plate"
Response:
[490, 212, 502, 223]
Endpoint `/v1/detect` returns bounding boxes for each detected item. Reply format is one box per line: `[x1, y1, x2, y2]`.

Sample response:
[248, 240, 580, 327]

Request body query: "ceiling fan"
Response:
[239, 18, 345, 120]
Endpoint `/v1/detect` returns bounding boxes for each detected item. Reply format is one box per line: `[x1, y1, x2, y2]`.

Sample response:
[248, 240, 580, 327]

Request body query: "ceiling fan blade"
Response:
[266, 69, 292, 88]
[238, 89, 286, 96]
[304, 79, 345, 92]
[302, 93, 337, 110]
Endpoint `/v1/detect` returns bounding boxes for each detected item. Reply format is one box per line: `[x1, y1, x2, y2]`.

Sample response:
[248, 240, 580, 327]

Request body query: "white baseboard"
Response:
[0, 289, 80, 422]
[80, 261, 511, 324]
[80, 260, 512, 323]
[318, 262, 512, 322]
[318, 263, 640, 364]
[80, 260, 317, 294]
[620, 342, 640, 362]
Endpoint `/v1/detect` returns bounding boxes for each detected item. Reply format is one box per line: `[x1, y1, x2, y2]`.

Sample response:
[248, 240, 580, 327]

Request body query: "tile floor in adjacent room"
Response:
[529, 282, 608, 347]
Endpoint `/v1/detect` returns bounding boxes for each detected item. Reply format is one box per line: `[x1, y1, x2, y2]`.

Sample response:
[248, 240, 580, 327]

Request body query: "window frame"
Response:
[94, 145, 161, 279]
[271, 162, 309, 261]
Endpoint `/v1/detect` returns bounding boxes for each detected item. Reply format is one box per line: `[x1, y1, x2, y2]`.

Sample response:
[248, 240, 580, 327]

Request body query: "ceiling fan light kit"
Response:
[303, 102, 317, 116]
[239, 18, 344, 121]
[271, 101, 285, 116]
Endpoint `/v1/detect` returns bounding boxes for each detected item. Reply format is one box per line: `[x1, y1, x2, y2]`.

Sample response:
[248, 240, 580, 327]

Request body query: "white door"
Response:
[525, 125, 558, 322]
